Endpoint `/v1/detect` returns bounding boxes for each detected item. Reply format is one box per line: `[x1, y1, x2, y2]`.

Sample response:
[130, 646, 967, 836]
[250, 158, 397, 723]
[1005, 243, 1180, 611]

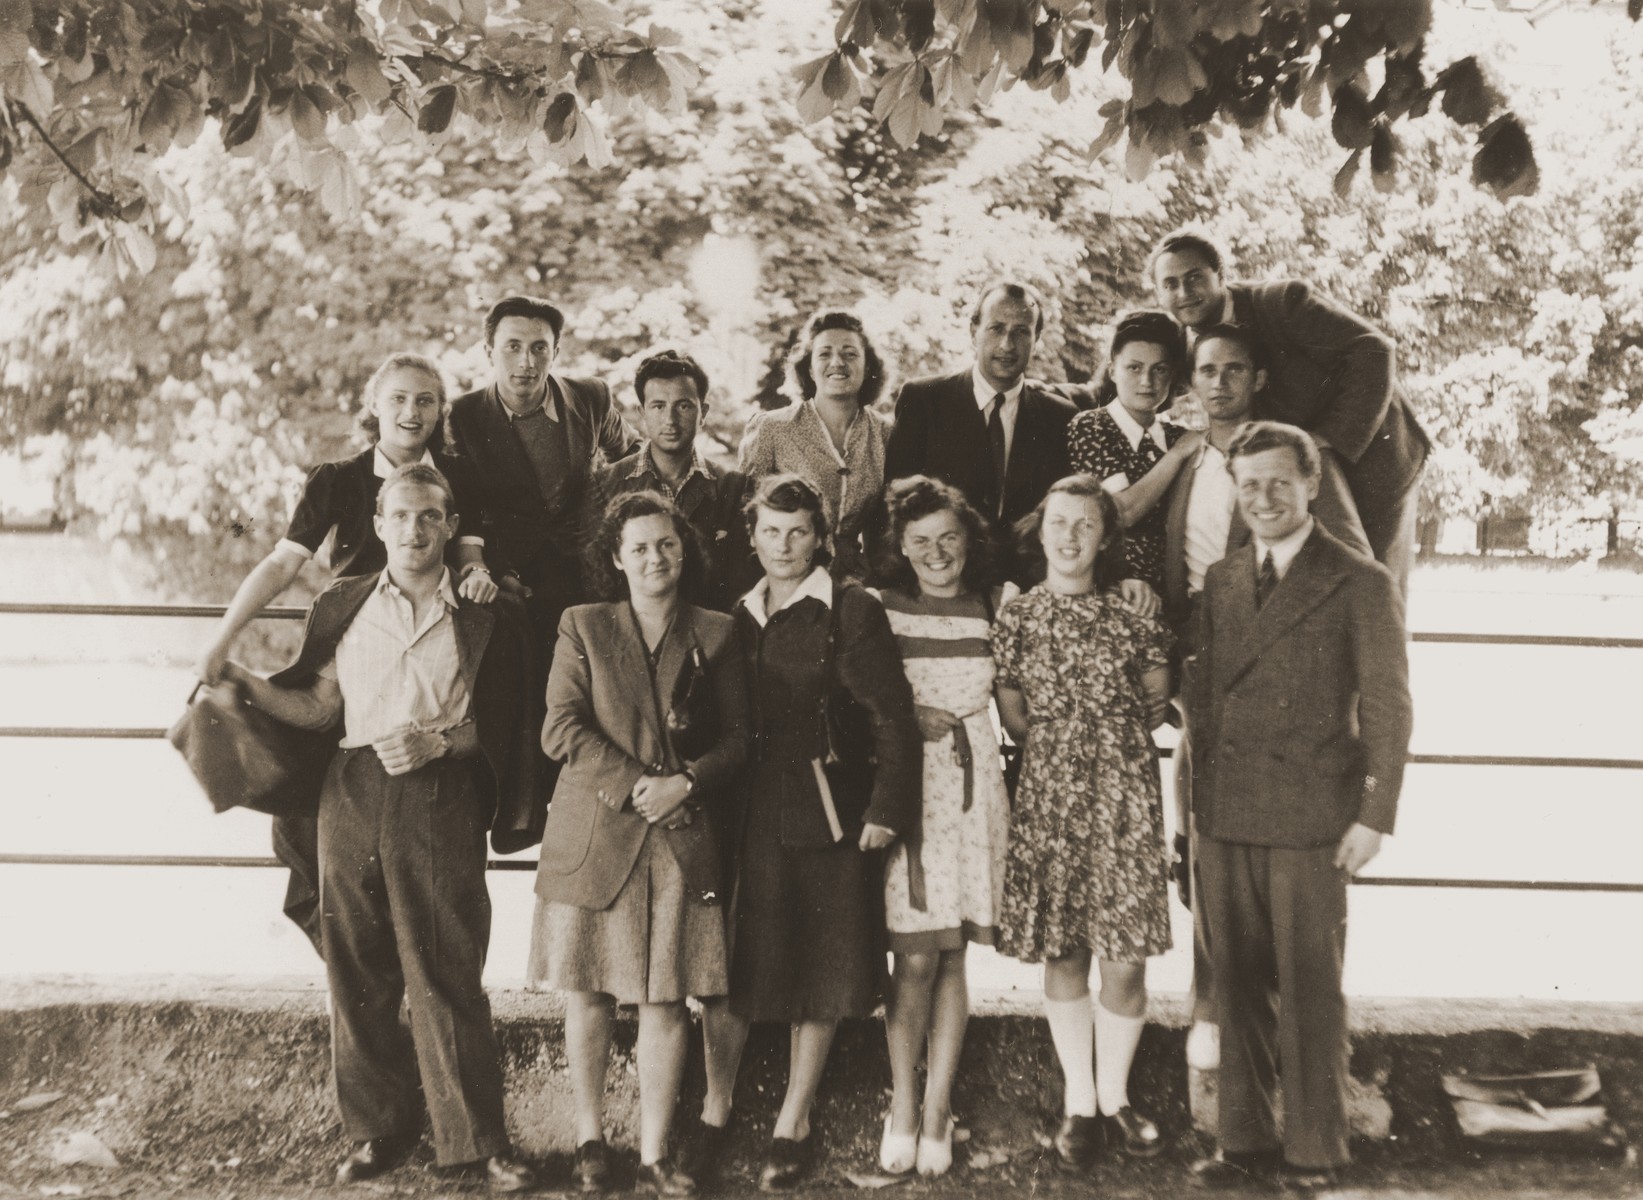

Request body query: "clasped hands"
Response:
[631, 773, 693, 828]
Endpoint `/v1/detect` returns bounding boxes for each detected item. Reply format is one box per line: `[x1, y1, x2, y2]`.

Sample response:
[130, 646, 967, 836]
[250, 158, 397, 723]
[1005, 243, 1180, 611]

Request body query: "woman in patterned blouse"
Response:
[1065, 310, 1190, 593]
[738, 311, 893, 582]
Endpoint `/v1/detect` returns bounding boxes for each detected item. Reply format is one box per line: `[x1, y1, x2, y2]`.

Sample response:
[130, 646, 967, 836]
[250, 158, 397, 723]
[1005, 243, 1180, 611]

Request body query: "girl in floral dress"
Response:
[872, 476, 1012, 1178]
[992, 475, 1173, 1171]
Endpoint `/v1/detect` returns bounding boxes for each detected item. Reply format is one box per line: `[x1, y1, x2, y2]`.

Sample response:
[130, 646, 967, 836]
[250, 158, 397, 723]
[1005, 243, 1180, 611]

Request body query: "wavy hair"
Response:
[357, 352, 449, 454]
[743, 471, 833, 569]
[1092, 308, 1189, 410]
[786, 310, 889, 409]
[584, 489, 704, 602]
[873, 474, 996, 595]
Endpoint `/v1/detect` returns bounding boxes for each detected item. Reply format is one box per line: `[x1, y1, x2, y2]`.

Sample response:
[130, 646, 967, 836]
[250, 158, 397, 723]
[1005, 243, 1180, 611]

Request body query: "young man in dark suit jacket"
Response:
[448, 295, 637, 652]
[1151, 229, 1429, 596]
[213, 464, 542, 1192]
[883, 282, 1079, 545]
[1186, 422, 1412, 1190]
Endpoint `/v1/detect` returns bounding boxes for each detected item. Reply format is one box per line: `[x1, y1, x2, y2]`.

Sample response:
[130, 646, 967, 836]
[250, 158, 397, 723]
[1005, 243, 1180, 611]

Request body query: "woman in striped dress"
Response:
[872, 476, 1011, 1178]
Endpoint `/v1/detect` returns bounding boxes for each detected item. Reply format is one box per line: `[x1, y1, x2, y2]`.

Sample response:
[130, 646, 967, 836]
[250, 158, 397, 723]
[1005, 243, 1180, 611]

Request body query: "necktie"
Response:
[987, 394, 1007, 510]
[1256, 551, 1278, 609]
[1136, 432, 1164, 471]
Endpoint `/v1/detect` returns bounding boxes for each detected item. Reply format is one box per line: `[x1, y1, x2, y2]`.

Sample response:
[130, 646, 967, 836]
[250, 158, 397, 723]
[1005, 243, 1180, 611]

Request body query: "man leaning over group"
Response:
[209, 462, 540, 1191]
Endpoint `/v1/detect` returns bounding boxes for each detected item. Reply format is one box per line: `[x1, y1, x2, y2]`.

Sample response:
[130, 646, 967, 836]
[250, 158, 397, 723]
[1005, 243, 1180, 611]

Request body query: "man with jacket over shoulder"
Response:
[211, 463, 539, 1192]
[1186, 422, 1412, 1191]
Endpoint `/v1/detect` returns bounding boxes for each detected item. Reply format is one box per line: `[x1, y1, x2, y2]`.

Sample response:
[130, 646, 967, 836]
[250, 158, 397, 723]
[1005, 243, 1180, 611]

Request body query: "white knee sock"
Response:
[1094, 1001, 1145, 1115]
[1043, 994, 1097, 1117]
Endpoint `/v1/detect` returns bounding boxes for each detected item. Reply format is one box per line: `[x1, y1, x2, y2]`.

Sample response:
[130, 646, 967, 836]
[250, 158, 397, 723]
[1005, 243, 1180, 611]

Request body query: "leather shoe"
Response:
[677, 1117, 730, 1183]
[1105, 1105, 1164, 1158]
[1053, 1114, 1102, 1173]
[335, 1131, 419, 1184]
[757, 1135, 812, 1192]
[485, 1152, 536, 1193]
[573, 1138, 612, 1193]
[636, 1157, 698, 1196]
[1191, 1149, 1283, 1190]
[1280, 1163, 1342, 1192]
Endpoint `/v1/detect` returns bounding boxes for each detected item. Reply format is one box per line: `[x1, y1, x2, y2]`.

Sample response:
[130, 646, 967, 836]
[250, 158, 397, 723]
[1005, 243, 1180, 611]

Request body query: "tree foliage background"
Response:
[1, 2, 1639, 601]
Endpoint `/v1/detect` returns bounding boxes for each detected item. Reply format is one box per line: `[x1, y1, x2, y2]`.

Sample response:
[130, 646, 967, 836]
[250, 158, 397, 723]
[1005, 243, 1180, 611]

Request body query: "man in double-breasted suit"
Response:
[1186, 422, 1412, 1190]
[1151, 230, 1429, 596]
[1152, 326, 1370, 1073]
[448, 295, 637, 654]
[884, 282, 1079, 571]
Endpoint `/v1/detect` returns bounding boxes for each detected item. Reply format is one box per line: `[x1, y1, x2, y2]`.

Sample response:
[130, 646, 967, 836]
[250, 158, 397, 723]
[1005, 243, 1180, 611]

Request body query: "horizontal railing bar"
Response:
[2, 730, 1640, 774]
[0, 603, 306, 619]
[3, 853, 1639, 893]
[1409, 631, 1643, 649]
[3, 603, 1641, 649]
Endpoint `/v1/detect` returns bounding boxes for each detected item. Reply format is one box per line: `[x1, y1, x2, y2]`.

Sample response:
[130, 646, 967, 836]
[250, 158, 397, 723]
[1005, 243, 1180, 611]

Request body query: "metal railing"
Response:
[3, 601, 1642, 894]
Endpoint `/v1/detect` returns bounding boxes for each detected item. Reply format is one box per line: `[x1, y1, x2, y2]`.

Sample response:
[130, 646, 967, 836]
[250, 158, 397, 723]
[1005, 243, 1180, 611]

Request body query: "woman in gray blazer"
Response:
[527, 490, 749, 1197]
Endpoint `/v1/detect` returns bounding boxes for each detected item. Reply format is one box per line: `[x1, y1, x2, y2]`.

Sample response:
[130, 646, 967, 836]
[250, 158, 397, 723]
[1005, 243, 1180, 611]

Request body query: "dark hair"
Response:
[1192, 322, 1266, 372]
[634, 349, 710, 406]
[874, 475, 996, 595]
[970, 279, 1046, 339]
[1226, 420, 1322, 482]
[357, 352, 449, 453]
[483, 295, 566, 346]
[585, 489, 704, 602]
[1093, 308, 1188, 408]
[1147, 227, 1227, 280]
[743, 472, 833, 569]
[787, 310, 888, 409]
[1011, 474, 1127, 587]
[376, 461, 455, 518]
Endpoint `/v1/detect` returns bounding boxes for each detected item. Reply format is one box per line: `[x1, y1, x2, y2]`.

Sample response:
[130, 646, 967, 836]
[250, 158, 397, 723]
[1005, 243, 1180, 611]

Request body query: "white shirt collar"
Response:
[1254, 517, 1316, 579]
[1102, 400, 1170, 454]
[740, 563, 833, 628]
[971, 365, 1024, 412]
[372, 446, 436, 479]
[374, 565, 460, 609]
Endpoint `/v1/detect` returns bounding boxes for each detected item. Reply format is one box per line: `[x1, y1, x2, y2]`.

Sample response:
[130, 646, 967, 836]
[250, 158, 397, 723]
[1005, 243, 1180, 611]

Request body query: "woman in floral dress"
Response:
[992, 475, 1173, 1171]
[871, 476, 1011, 1179]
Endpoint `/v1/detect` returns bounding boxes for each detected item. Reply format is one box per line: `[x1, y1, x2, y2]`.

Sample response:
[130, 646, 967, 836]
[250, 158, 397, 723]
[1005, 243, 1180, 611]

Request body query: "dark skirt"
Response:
[728, 769, 887, 1022]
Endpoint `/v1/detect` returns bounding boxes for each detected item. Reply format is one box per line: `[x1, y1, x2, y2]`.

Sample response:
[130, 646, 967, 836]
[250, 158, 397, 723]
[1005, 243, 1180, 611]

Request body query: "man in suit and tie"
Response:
[1150, 229, 1429, 596]
[883, 281, 1079, 554]
[1141, 325, 1369, 1074]
[449, 295, 638, 657]
[214, 463, 540, 1191]
[1186, 422, 1412, 1190]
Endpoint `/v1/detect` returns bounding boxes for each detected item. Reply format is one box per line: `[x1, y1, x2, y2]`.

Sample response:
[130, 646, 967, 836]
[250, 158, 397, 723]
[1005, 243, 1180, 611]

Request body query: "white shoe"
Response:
[1186, 1021, 1221, 1071]
[879, 1113, 918, 1175]
[915, 1115, 955, 1177]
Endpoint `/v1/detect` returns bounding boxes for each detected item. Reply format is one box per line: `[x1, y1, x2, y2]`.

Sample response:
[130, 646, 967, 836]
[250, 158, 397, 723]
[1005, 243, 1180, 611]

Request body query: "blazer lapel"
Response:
[1223, 530, 1346, 684]
[1163, 467, 1194, 612]
[652, 610, 693, 746]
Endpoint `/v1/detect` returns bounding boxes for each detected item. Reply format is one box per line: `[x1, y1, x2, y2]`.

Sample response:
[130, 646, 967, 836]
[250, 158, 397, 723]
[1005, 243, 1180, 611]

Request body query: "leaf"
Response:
[139, 84, 180, 147]
[1123, 135, 1155, 180]
[221, 94, 262, 149]
[793, 52, 835, 123]
[1370, 121, 1397, 192]
[871, 61, 915, 125]
[460, 0, 486, 29]
[616, 49, 672, 109]
[289, 86, 327, 142]
[543, 90, 577, 142]
[1438, 56, 1498, 127]
[345, 45, 392, 107]
[904, 0, 936, 53]
[417, 82, 458, 133]
[1332, 146, 1362, 198]
[3, 57, 52, 117]
[1088, 108, 1125, 157]
[1631, 0, 1642, 20]
[1473, 112, 1538, 198]
[1330, 82, 1373, 150]
[0, 0, 31, 68]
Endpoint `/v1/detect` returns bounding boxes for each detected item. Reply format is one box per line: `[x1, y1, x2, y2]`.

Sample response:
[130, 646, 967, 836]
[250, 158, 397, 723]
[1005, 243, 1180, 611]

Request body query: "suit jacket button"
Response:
[1278, 698, 1290, 709]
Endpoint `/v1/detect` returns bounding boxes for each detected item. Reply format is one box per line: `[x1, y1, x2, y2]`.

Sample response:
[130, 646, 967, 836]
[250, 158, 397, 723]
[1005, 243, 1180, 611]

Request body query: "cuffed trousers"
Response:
[318, 747, 509, 1165]
[1197, 837, 1350, 1170]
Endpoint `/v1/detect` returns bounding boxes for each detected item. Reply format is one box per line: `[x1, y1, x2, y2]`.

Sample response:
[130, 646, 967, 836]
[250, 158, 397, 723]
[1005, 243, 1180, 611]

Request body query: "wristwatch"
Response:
[682, 768, 698, 795]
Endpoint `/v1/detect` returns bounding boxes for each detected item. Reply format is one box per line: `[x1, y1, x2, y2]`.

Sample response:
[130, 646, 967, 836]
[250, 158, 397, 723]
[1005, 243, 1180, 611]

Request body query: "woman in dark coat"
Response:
[688, 472, 920, 1192]
[528, 490, 749, 1197]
